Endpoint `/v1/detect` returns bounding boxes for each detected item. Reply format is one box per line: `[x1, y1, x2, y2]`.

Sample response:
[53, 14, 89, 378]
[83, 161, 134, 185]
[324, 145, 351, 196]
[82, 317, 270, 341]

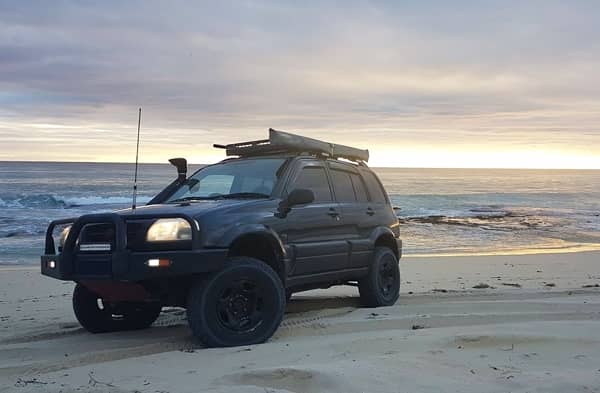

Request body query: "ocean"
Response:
[1, 161, 599, 265]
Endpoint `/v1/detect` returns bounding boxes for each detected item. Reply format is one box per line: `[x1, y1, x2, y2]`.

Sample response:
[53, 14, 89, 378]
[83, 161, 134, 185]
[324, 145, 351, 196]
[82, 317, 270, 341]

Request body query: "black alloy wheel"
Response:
[359, 247, 400, 307]
[377, 257, 397, 298]
[216, 278, 265, 333]
[187, 257, 285, 347]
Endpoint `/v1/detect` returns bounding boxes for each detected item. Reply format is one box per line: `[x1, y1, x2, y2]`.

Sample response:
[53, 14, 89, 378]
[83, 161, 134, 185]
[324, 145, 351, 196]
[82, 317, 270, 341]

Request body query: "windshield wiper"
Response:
[169, 196, 215, 203]
[169, 192, 270, 203]
[215, 192, 271, 199]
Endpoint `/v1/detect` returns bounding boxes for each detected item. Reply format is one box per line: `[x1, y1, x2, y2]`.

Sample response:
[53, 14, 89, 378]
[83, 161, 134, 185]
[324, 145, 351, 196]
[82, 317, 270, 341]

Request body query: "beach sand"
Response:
[1, 251, 600, 392]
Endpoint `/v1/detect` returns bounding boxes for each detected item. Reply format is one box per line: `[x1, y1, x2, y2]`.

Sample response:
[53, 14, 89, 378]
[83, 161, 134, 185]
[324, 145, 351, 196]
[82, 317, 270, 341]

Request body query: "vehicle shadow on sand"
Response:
[286, 294, 361, 314]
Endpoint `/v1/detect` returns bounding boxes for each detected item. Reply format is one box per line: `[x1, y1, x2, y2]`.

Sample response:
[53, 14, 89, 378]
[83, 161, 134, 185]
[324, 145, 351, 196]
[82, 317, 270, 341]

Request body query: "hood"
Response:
[114, 199, 271, 218]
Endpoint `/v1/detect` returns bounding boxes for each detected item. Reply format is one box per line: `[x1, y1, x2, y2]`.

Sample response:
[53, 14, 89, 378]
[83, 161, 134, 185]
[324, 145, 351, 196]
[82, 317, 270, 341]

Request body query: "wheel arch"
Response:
[369, 227, 400, 260]
[226, 228, 287, 284]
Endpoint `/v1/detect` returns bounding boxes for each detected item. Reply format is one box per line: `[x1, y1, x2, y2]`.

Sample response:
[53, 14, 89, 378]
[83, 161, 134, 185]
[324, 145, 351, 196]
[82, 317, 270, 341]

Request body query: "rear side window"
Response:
[293, 167, 332, 202]
[362, 170, 387, 203]
[350, 173, 368, 202]
[330, 169, 356, 202]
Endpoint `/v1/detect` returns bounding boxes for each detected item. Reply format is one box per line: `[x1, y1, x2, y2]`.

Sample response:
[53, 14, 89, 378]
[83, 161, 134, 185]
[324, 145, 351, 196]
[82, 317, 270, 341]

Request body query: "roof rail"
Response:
[214, 128, 369, 163]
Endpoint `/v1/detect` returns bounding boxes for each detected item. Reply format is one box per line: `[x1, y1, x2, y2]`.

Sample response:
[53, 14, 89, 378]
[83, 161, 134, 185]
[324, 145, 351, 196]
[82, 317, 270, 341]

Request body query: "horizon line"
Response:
[0, 159, 599, 171]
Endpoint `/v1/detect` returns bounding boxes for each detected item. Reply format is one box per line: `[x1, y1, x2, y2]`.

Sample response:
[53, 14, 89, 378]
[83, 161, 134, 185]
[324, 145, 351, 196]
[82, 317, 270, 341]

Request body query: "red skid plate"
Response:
[80, 280, 151, 302]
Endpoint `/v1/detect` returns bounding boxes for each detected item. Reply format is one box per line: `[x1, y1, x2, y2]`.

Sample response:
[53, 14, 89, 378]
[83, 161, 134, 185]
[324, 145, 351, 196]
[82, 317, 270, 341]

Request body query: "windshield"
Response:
[167, 158, 287, 202]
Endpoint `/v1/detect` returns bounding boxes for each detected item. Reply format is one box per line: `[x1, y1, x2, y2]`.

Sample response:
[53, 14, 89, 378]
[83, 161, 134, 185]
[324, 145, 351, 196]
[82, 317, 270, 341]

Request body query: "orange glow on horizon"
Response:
[1, 121, 599, 170]
[368, 146, 600, 169]
[32, 146, 599, 170]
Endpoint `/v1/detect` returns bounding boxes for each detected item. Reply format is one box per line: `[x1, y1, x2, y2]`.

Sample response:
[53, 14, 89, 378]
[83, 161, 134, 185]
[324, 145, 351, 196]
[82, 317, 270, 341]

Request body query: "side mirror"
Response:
[276, 189, 314, 218]
[287, 189, 315, 206]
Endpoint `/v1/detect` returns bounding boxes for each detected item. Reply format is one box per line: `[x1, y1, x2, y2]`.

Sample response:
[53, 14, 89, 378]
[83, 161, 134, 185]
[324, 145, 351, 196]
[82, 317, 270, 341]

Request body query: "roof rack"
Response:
[214, 128, 369, 163]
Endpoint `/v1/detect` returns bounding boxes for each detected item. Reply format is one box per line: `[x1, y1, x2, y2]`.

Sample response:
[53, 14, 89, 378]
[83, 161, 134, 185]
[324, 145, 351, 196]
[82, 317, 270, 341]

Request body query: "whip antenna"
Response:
[132, 107, 142, 212]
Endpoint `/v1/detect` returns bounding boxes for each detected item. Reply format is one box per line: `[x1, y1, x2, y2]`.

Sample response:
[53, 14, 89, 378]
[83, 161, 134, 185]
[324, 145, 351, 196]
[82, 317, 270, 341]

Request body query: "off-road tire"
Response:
[72, 284, 161, 333]
[186, 257, 285, 347]
[358, 247, 400, 307]
[120, 302, 162, 330]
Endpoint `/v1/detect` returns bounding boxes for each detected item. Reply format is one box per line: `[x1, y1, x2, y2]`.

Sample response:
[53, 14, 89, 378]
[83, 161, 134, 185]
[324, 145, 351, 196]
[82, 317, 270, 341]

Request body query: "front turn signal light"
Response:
[146, 258, 172, 267]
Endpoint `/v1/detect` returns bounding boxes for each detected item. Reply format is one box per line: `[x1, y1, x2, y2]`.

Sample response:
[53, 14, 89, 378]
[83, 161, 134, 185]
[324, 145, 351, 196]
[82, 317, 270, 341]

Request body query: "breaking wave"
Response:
[0, 195, 67, 209]
[0, 228, 46, 238]
[63, 195, 152, 207]
[0, 194, 152, 209]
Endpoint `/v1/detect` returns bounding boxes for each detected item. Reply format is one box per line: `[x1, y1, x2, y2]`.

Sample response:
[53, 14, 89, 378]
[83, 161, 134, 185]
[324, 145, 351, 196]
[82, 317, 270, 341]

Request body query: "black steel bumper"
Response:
[41, 213, 227, 281]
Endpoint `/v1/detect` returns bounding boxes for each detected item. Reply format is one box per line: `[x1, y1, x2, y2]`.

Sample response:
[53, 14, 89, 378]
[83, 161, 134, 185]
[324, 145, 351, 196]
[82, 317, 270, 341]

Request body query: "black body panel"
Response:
[41, 153, 401, 294]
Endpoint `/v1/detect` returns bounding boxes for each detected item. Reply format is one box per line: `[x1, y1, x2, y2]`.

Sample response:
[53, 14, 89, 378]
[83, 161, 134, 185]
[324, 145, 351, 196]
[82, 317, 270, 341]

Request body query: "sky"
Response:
[1, 1, 599, 168]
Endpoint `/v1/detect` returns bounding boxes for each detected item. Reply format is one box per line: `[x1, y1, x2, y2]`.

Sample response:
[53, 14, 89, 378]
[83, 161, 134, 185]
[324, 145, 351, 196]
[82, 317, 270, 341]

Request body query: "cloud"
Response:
[0, 1, 599, 167]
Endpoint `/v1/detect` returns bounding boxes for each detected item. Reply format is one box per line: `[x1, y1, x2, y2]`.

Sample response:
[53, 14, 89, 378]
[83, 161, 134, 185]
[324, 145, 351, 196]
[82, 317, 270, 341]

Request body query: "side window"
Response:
[361, 171, 387, 203]
[330, 169, 356, 203]
[350, 173, 368, 202]
[292, 167, 332, 202]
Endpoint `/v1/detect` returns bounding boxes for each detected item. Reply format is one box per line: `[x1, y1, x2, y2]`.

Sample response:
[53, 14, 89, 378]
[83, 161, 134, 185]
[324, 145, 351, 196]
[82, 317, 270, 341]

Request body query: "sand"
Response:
[1, 251, 600, 392]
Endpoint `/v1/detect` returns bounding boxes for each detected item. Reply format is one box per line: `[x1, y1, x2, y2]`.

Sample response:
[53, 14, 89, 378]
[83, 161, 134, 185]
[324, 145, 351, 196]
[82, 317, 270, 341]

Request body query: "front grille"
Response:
[74, 223, 115, 276]
[78, 223, 115, 250]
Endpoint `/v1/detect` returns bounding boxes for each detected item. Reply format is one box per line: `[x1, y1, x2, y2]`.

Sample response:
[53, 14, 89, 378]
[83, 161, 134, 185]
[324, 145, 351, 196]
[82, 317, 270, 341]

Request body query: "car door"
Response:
[282, 159, 349, 276]
[328, 161, 373, 269]
[359, 167, 397, 238]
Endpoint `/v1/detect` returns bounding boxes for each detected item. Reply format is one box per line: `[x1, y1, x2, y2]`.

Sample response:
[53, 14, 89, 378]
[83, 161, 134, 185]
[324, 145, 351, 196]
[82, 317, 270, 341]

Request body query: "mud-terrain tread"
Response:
[73, 284, 162, 333]
[186, 257, 285, 347]
[358, 247, 400, 307]
[122, 303, 162, 330]
[72, 284, 119, 333]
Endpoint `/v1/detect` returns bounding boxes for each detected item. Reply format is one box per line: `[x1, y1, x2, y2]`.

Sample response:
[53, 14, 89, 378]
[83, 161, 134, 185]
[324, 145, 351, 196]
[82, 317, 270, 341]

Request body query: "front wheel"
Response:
[72, 284, 161, 333]
[358, 247, 400, 307]
[186, 257, 285, 347]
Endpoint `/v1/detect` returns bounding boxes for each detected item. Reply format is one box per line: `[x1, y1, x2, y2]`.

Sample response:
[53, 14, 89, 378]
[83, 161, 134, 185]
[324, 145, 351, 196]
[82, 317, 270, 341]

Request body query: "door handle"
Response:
[327, 208, 340, 217]
[366, 207, 375, 216]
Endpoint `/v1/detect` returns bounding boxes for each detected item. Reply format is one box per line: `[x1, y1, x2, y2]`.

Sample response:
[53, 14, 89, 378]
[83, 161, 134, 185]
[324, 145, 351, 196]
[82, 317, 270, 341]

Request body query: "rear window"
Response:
[292, 167, 332, 202]
[330, 169, 356, 202]
[361, 170, 387, 203]
[350, 173, 368, 202]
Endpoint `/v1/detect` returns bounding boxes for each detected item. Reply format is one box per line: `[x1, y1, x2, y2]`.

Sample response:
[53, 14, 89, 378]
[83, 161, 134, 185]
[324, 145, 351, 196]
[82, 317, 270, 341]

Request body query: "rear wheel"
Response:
[72, 284, 161, 333]
[186, 257, 285, 347]
[358, 247, 400, 307]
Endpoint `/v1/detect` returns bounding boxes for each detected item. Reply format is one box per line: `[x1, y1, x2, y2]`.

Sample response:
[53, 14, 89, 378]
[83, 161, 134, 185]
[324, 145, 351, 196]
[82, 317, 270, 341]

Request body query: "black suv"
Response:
[41, 129, 401, 347]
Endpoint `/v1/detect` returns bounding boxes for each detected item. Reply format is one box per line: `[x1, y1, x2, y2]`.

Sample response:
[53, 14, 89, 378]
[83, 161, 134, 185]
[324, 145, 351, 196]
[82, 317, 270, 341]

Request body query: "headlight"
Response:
[146, 218, 192, 242]
[59, 225, 72, 249]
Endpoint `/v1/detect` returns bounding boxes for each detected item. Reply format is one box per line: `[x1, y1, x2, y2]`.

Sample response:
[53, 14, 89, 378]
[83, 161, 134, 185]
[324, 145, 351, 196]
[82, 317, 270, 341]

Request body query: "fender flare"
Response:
[368, 226, 400, 258]
[218, 224, 287, 259]
[218, 224, 288, 281]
